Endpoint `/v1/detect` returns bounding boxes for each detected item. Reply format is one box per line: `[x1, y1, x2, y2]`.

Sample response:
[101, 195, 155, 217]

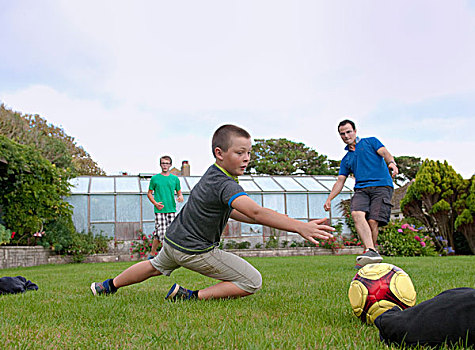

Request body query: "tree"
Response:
[0, 104, 105, 175]
[394, 156, 422, 186]
[454, 175, 475, 254]
[401, 160, 464, 252]
[0, 135, 72, 238]
[246, 138, 338, 175]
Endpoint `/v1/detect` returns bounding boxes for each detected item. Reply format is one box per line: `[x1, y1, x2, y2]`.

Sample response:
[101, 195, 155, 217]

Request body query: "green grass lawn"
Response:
[1, 255, 474, 349]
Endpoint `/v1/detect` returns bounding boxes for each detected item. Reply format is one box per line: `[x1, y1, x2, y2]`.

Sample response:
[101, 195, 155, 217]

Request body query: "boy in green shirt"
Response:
[147, 155, 184, 258]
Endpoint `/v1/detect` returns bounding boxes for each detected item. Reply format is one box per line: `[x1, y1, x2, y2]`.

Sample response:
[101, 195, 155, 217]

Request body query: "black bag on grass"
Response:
[374, 287, 475, 347]
[0, 276, 38, 295]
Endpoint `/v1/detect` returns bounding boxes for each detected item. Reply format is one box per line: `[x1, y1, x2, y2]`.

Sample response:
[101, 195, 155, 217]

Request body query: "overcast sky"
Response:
[1, 0, 474, 178]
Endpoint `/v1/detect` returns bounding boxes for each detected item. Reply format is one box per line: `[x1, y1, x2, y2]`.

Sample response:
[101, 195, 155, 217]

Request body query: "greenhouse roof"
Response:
[69, 175, 355, 194]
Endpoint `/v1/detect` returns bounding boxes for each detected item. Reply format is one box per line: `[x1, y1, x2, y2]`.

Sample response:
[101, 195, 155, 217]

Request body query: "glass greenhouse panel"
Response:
[314, 178, 334, 191]
[248, 193, 262, 206]
[286, 193, 308, 218]
[308, 194, 327, 219]
[90, 177, 114, 193]
[66, 195, 88, 233]
[273, 177, 306, 191]
[140, 179, 150, 193]
[91, 223, 114, 238]
[116, 177, 140, 193]
[240, 180, 261, 192]
[263, 194, 285, 213]
[178, 177, 190, 193]
[176, 195, 189, 213]
[331, 193, 352, 218]
[69, 177, 89, 194]
[294, 177, 328, 191]
[116, 195, 141, 222]
[332, 218, 352, 235]
[241, 223, 263, 236]
[142, 194, 155, 221]
[253, 177, 282, 191]
[344, 177, 356, 190]
[185, 177, 201, 190]
[142, 222, 155, 236]
[90, 195, 115, 222]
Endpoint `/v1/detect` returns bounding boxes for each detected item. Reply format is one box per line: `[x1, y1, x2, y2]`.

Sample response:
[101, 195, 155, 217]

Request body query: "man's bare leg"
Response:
[352, 211, 375, 250]
[368, 219, 379, 247]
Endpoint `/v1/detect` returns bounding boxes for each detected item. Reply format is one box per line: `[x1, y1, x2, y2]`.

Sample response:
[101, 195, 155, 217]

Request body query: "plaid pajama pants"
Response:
[153, 212, 176, 242]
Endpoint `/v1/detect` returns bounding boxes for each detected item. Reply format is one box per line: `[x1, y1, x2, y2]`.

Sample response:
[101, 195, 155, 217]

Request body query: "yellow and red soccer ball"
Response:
[348, 263, 417, 324]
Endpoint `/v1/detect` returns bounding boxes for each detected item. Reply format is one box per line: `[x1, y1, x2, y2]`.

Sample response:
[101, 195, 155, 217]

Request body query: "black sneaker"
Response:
[90, 279, 116, 296]
[165, 283, 193, 301]
[356, 249, 383, 267]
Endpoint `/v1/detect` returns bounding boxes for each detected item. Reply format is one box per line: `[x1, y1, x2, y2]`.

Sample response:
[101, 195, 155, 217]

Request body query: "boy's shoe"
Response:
[356, 248, 383, 267]
[90, 279, 116, 296]
[165, 283, 193, 301]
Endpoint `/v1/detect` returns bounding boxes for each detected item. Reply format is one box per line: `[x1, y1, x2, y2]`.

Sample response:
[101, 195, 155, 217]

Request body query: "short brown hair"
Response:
[338, 119, 356, 131]
[160, 155, 172, 164]
[211, 124, 251, 158]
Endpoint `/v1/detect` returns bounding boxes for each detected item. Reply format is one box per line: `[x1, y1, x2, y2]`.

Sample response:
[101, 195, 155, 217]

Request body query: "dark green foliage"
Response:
[0, 135, 72, 237]
[454, 175, 475, 254]
[39, 215, 77, 253]
[0, 223, 11, 245]
[394, 156, 423, 186]
[246, 138, 338, 175]
[38, 216, 111, 262]
[338, 199, 357, 236]
[378, 221, 437, 257]
[67, 231, 111, 263]
[401, 160, 465, 252]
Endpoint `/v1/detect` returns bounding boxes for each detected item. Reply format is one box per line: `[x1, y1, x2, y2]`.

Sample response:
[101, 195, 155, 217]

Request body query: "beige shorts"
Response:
[149, 242, 262, 294]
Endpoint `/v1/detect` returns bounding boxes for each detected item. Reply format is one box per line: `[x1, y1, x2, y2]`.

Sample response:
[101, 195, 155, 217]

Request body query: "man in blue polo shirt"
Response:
[324, 119, 398, 267]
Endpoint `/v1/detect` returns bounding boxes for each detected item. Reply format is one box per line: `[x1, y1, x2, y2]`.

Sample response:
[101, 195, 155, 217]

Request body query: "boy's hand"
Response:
[323, 199, 331, 211]
[155, 202, 164, 210]
[299, 218, 335, 245]
[177, 194, 184, 203]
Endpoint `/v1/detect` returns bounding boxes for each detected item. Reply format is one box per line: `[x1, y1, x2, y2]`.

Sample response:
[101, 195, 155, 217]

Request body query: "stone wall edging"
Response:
[1, 246, 364, 269]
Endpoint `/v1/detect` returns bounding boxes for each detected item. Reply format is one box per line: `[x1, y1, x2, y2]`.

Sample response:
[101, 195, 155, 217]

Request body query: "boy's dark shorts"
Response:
[350, 186, 394, 226]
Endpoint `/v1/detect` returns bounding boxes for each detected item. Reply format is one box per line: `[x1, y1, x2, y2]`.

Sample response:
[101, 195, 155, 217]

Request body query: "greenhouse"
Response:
[67, 175, 354, 245]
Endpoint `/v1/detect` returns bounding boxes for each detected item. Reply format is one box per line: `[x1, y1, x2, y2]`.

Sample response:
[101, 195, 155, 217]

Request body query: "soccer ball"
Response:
[348, 263, 417, 324]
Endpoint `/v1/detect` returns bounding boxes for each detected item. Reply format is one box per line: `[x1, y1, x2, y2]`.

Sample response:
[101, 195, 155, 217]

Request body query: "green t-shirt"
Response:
[148, 173, 181, 213]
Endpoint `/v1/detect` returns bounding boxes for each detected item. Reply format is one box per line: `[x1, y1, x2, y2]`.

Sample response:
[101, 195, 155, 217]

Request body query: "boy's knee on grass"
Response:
[239, 270, 262, 294]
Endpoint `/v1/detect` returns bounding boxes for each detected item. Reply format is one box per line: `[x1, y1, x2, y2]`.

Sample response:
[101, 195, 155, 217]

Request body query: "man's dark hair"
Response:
[338, 119, 356, 131]
[160, 155, 172, 164]
[212, 124, 251, 158]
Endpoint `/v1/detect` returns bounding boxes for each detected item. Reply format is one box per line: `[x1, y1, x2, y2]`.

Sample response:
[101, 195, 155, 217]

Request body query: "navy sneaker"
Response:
[90, 279, 116, 296]
[356, 248, 383, 267]
[165, 283, 194, 301]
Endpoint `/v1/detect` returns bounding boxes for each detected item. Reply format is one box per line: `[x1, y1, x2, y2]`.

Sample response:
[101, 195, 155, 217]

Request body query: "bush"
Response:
[130, 231, 154, 259]
[39, 216, 76, 253]
[67, 231, 112, 263]
[37, 216, 111, 262]
[236, 241, 251, 249]
[378, 221, 437, 257]
[0, 224, 12, 245]
[0, 135, 73, 238]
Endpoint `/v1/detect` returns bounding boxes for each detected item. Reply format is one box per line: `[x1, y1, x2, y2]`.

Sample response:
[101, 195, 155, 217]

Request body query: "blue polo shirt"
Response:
[339, 137, 393, 189]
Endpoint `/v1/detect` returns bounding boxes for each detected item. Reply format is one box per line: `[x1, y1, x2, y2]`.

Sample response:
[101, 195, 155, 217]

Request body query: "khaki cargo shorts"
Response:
[149, 242, 262, 294]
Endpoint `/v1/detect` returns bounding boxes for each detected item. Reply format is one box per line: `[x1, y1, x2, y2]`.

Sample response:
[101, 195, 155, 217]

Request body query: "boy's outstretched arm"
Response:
[231, 195, 334, 244]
